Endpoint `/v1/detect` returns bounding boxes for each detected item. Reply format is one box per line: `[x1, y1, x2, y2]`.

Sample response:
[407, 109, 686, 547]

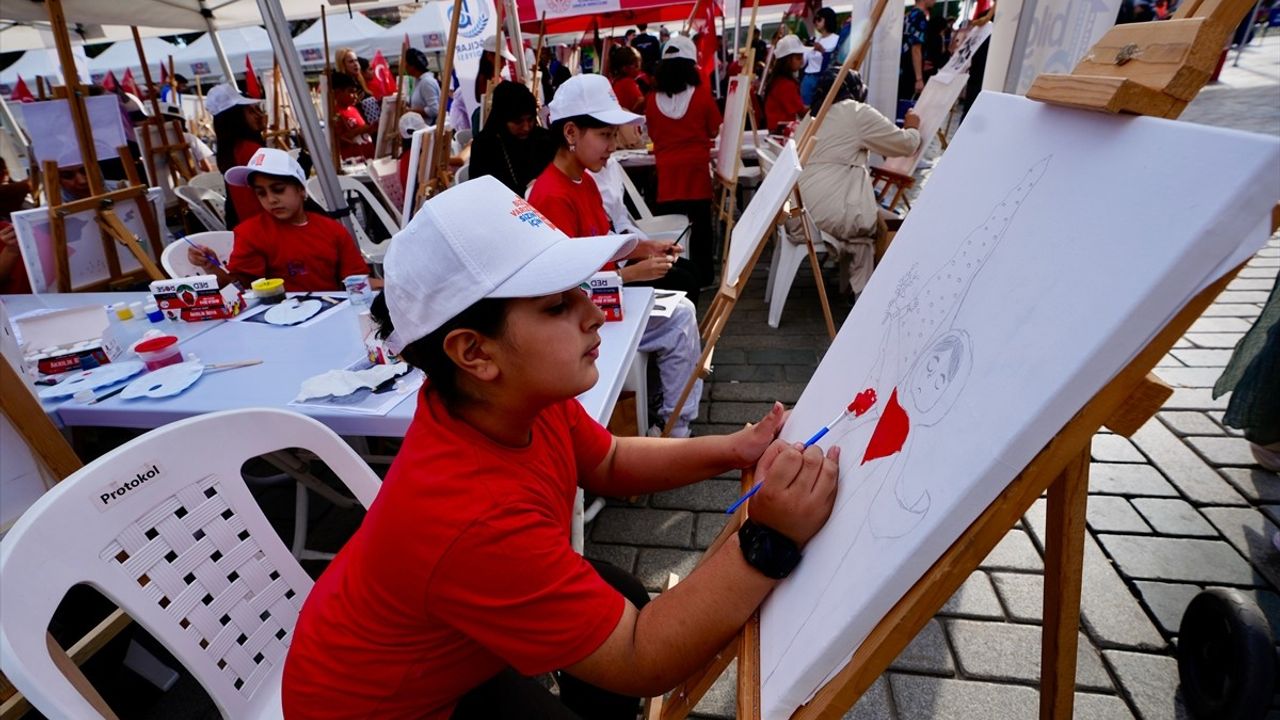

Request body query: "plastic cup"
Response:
[251, 278, 286, 305]
[344, 274, 373, 307]
[133, 335, 183, 371]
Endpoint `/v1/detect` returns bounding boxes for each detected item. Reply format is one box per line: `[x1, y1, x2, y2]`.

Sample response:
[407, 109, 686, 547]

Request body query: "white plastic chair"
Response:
[188, 171, 226, 196]
[161, 230, 234, 279]
[306, 175, 400, 266]
[454, 162, 470, 184]
[175, 185, 228, 232]
[0, 409, 381, 720]
[616, 162, 690, 258]
[759, 145, 831, 329]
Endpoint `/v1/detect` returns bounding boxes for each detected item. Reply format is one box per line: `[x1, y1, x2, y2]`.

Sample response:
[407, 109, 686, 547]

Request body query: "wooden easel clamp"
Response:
[654, 0, 1271, 716]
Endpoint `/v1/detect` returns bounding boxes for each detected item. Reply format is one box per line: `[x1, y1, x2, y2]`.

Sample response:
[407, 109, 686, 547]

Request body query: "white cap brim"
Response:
[587, 108, 644, 125]
[489, 233, 635, 299]
[212, 95, 259, 116]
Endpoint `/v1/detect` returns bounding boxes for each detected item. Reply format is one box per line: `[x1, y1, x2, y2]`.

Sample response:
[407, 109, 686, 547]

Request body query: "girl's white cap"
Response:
[661, 36, 698, 63]
[382, 176, 637, 354]
[547, 74, 643, 126]
[224, 147, 307, 187]
[773, 34, 806, 59]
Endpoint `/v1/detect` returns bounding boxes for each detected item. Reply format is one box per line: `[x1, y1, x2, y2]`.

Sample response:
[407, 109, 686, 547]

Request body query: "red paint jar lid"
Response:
[134, 335, 179, 353]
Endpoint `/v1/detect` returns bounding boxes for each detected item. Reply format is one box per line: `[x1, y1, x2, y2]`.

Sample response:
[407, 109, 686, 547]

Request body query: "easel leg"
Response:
[1039, 447, 1090, 720]
[796, 210, 836, 339]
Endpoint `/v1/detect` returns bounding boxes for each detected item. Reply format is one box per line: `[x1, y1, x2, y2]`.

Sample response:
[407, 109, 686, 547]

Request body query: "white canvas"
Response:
[721, 141, 802, 292]
[12, 188, 165, 293]
[374, 95, 400, 159]
[938, 22, 992, 80]
[847, 0, 903, 121]
[878, 72, 967, 175]
[18, 96, 127, 168]
[401, 126, 435, 222]
[759, 92, 1280, 719]
[716, 75, 751, 182]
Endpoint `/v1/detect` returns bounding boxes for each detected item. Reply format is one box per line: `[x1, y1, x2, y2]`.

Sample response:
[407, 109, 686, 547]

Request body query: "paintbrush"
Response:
[177, 232, 224, 270]
[724, 389, 878, 515]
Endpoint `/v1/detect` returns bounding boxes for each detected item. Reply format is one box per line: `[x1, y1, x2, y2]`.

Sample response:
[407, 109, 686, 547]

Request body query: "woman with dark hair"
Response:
[763, 33, 807, 131]
[794, 68, 920, 299]
[645, 35, 721, 287]
[608, 45, 646, 113]
[469, 81, 555, 194]
[800, 7, 840, 105]
[208, 83, 267, 229]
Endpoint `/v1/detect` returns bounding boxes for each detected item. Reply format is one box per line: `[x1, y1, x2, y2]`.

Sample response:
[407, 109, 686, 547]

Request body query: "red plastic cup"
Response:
[133, 335, 183, 370]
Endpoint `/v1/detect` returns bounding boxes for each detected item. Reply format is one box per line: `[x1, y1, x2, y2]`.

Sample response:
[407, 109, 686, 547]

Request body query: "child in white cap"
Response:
[528, 73, 705, 437]
[282, 176, 838, 719]
[187, 147, 368, 291]
[763, 34, 808, 131]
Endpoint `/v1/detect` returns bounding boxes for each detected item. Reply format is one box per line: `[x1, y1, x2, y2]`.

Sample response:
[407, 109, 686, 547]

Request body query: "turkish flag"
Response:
[121, 68, 141, 96]
[370, 51, 395, 99]
[691, 0, 720, 86]
[244, 56, 263, 99]
[10, 76, 34, 103]
[101, 70, 119, 93]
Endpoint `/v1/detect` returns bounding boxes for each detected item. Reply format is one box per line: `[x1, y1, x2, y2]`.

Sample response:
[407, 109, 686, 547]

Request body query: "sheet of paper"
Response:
[759, 92, 1280, 719]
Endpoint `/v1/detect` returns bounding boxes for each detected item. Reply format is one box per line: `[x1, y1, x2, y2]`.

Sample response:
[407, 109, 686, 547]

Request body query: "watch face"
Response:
[741, 520, 801, 579]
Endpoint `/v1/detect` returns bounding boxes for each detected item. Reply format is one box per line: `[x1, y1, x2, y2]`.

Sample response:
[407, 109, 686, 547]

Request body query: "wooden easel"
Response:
[712, 0, 763, 267]
[130, 27, 196, 189]
[655, 0, 1269, 716]
[418, 0, 464, 209]
[263, 62, 296, 151]
[38, 0, 164, 292]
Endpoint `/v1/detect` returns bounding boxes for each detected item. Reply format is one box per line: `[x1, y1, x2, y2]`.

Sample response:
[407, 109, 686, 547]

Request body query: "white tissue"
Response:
[294, 363, 410, 402]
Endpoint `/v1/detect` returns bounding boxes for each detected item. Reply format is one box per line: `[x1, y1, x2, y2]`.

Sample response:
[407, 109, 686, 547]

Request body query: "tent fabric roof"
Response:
[0, 22, 174, 52]
[0, 48, 76, 87]
[0, 0, 423, 31]
[86, 37, 179, 78]
[381, 3, 451, 52]
[171, 26, 276, 80]
[293, 11, 402, 66]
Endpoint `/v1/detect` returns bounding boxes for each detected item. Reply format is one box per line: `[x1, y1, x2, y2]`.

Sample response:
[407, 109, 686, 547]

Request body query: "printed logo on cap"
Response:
[449, 0, 490, 40]
[251, 153, 267, 166]
[509, 197, 558, 232]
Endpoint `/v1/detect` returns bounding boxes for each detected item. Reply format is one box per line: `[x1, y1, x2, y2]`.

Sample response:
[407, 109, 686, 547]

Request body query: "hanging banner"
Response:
[450, 0, 500, 117]
[533, 0, 623, 19]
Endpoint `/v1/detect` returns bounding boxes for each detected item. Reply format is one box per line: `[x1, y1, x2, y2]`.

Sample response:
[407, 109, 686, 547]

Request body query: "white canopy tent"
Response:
[85, 36, 179, 82]
[293, 11, 402, 67]
[382, 2, 450, 53]
[0, 22, 175, 53]
[172, 26, 276, 82]
[0, 48, 85, 89]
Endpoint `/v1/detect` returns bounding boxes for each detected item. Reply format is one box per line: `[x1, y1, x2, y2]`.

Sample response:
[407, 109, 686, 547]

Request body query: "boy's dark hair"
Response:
[549, 113, 611, 148]
[357, 56, 370, 72]
[405, 48, 430, 72]
[654, 57, 700, 95]
[369, 292, 512, 407]
[331, 71, 359, 91]
[609, 46, 640, 78]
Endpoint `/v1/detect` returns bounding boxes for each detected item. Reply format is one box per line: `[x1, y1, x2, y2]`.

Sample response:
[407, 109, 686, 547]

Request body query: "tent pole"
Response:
[199, 4, 238, 88]
[254, 0, 354, 239]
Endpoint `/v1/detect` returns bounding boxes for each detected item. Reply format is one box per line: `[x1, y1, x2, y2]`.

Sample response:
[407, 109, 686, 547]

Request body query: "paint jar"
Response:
[144, 302, 165, 323]
[133, 335, 183, 371]
[344, 274, 373, 308]
[251, 278, 286, 305]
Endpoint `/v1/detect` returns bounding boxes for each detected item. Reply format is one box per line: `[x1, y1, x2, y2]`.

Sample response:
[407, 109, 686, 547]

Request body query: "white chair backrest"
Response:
[0, 409, 381, 719]
[188, 171, 226, 196]
[756, 144, 778, 175]
[306, 176, 399, 264]
[618, 163, 655, 220]
[454, 162, 470, 185]
[175, 185, 227, 232]
[368, 158, 405, 226]
[161, 230, 234, 279]
[454, 128, 472, 147]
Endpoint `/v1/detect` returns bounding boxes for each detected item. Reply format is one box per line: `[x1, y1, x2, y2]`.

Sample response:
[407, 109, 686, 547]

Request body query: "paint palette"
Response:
[120, 361, 205, 399]
[263, 298, 322, 326]
[37, 360, 145, 399]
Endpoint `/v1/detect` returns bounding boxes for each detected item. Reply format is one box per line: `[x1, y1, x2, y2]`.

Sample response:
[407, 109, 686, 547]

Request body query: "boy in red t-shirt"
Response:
[282, 176, 839, 719]
[331, 71, 375, 160]
[187, 147, 370, 291]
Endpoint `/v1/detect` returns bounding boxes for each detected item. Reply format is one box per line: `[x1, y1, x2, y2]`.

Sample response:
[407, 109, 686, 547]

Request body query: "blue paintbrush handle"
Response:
[724, 419, 837, 514]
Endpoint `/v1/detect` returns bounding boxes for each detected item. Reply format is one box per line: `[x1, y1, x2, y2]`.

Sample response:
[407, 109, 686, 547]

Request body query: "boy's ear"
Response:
[442, 329, 499, 383]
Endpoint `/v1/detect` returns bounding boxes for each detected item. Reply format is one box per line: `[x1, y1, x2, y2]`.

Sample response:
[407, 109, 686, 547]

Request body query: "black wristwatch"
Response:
[738, 519, 802, 579]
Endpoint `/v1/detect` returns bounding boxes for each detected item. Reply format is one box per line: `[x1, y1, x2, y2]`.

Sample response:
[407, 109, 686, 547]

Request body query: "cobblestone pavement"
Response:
[585, 35, 1280, 719]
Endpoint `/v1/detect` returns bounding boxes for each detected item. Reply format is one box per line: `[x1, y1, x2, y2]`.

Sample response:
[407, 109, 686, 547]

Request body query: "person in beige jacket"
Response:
[793, 69, 921, 298]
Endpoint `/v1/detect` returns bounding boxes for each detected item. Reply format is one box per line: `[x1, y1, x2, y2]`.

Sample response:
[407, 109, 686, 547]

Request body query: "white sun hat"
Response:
[661, 35, 698, 63]
[547, 73, 643, 125]
[224, 147, 307, 187]
[383, 176, 638, 353]
[205, 83, 259, 117]
[772, 34, 806, 60]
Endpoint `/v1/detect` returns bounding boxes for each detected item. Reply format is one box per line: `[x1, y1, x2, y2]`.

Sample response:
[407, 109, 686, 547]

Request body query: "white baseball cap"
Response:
[224, 147, 307, 187]
[205, 83, 259, 117]
[662, 35, 698, 63]
[398, 112, 427, 139]
[383, 176, 638, 353]
[772, 34, 806, 60]
[547, 73, 643, 125]
[488, 34, 518, 61]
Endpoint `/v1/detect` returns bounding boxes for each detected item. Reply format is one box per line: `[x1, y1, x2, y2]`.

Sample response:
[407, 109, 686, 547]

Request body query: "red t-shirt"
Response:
[645, 86, 722, 202]
[282, 389, 623, 720]
[337, 105, 374, 160]
[228, 210, 368, 292]
[528, 164, 617, 269]
[398, 149, 412, 192]
[612, 76, 645, 113]
[764, 75, 806, 131]
[227, 139, 265, 228]
[0, 221, 31, 294]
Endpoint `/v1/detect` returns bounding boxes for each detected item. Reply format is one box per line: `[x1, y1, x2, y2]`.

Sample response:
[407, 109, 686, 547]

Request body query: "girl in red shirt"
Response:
[645, 35, 722, 287]
[282, 177, 839, 719]
[210, 83, 267, 230]
[609, 46, 646, 114]
[763, 34, 808, 132]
